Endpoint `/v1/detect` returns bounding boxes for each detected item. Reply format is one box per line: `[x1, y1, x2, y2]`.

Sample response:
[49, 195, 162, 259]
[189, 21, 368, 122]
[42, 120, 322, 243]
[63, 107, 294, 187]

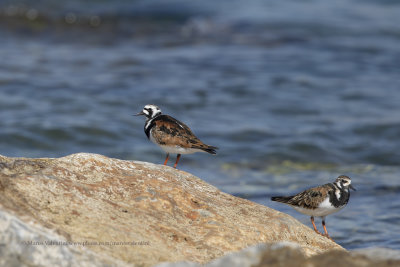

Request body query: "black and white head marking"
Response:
[141, 104, 162, 119]
[135, 104, 163, 139]
[329, 175, 355, 208]
[335, 175, 354, 191]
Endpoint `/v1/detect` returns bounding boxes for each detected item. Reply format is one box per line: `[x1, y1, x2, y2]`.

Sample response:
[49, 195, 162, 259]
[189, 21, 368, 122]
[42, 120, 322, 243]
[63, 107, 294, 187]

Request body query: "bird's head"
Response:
[335, 175, 356, 191]
[135, 104, 162, 119]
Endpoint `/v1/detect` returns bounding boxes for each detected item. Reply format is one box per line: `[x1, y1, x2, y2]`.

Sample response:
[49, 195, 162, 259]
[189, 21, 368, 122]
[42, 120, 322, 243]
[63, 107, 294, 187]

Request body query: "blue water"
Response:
[1, 0, 400, 250]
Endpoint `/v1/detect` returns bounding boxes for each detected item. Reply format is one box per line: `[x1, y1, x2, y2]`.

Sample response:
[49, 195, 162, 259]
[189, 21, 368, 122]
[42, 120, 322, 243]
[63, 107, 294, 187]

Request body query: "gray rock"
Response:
[0, 208, 128, 267]
[352, 247, 400, 261]
[0, 153, 343, 267]
[155, 242, 303, 267]
[156, 242, 400, 267]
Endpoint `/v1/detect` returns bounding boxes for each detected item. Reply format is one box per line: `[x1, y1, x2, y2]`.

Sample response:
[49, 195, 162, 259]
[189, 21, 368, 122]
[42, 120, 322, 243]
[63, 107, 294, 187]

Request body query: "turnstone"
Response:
[271, 175, 356, 239]
[135, 104, 218, 168]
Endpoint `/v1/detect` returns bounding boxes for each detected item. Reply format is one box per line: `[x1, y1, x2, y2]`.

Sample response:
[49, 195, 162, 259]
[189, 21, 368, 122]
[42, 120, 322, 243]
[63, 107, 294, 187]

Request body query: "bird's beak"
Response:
[134, 111, 145, 116]
[349, 184, 356, 191]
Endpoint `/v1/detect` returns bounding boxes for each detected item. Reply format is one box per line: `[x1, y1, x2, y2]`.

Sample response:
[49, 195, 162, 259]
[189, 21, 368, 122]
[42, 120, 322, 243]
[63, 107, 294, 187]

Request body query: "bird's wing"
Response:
[285, 185, 332, 209]
[151, 115, 207, 149]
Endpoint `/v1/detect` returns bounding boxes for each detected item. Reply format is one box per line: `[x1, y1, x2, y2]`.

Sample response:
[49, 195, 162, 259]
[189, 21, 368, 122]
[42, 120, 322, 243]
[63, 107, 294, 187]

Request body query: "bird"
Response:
[135, 104, 218, 168]
[271, 175, 356, 239]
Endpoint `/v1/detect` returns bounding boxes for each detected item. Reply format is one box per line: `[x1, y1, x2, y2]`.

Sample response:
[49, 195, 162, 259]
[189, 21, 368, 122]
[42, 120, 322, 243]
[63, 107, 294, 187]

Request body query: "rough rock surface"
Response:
[0, 153, 343, 266]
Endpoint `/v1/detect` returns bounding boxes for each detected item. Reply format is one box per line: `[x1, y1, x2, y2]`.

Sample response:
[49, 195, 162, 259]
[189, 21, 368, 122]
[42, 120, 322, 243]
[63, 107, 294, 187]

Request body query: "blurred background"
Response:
[0, 0, 399, 250]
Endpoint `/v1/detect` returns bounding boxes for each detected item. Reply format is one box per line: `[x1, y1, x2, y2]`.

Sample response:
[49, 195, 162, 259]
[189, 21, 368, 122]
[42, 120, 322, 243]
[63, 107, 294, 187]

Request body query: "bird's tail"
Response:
[192, 144, 218, 154]
[202, 145, 218, 155]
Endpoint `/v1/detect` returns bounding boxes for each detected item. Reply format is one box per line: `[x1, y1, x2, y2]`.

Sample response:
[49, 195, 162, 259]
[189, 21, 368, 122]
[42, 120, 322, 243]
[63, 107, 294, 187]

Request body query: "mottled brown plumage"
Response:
[272, 185, 332, 210]
[136, 104, 218, 168]
[150, 115, 217, 153]
[271, 175, 355, 239]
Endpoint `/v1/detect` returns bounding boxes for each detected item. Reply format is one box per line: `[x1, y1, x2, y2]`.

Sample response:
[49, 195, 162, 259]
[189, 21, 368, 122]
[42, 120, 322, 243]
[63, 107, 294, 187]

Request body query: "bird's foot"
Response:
[314, 230, 333, 240]
[323, 234, 333, 240]
[313, 229, 324, 236]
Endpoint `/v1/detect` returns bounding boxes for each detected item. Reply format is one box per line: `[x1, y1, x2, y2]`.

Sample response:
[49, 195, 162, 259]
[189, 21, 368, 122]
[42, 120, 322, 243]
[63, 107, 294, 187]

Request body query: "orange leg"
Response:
[163, 153, 170, 165]
[322, 218, 332, 239]
[173, 154, 181, 168]
[310, 216, 323, 235]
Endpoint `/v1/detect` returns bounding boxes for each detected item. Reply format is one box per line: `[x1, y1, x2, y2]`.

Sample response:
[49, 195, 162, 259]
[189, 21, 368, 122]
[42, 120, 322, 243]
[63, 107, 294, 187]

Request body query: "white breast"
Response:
[292, 197, 344, 217]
